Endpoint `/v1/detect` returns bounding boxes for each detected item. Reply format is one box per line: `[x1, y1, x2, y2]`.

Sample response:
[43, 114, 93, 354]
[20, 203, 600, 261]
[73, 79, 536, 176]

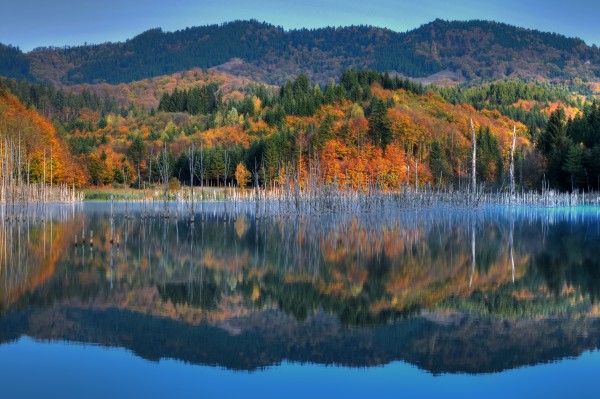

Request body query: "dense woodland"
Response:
[438, 80, 587, 138]
[2, 66, 600, 192]
[0, 44, 32, 81]
[2, 19, 600, 86]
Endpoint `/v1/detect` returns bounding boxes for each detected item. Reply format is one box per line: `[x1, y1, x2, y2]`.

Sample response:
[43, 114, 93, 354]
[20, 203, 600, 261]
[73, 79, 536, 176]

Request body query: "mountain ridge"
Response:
[1, 19, 599, 86]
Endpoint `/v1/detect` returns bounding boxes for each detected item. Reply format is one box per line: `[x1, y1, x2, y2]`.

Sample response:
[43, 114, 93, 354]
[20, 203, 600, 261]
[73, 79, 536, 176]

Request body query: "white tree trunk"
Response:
[470, 118, 477, 200]
[510, 125, 516, 198]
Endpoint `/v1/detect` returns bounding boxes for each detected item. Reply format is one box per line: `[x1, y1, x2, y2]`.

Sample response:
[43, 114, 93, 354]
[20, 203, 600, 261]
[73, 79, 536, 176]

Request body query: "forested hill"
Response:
[1, 19, 599, 86]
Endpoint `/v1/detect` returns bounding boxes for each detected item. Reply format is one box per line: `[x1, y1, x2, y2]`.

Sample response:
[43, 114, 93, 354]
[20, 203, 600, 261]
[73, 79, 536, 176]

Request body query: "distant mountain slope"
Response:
[1, 19, 599, 86]
[395, 19, 600, 81]
[0, 43, 32, 80]
[64, 67, 274, 110]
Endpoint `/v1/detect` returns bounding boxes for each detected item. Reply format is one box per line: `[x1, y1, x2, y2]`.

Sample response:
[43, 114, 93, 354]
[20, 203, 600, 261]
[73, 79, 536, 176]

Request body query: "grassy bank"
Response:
[82, 186, 234, 201]
[83, 188, 147, 201]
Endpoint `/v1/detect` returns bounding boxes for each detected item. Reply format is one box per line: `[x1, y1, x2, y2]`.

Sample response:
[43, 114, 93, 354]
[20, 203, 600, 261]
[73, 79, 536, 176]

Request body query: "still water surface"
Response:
[1, 203, 600, 397]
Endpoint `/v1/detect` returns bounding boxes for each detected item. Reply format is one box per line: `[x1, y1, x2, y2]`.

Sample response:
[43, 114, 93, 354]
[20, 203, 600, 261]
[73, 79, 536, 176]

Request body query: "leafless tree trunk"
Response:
[148, 146, 154, 188]
[188, 141, 195, 223]
[193, 142, 205, 222]
[158, 143, 172, 217]
[414, 159, 418, 191]
[510, 125, 516, 198]
[470, 118, 477, 201]
[253, 158, 260, 217]
[223, 149, 231, 220]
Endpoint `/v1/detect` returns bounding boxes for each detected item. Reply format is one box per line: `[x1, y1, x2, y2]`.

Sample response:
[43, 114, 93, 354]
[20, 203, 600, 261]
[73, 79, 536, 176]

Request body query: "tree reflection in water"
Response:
[1, 203, 600, 373]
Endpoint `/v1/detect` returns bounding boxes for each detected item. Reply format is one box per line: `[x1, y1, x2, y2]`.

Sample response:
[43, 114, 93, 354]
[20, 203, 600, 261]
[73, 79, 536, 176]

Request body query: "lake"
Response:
[1, 202, 600, 398]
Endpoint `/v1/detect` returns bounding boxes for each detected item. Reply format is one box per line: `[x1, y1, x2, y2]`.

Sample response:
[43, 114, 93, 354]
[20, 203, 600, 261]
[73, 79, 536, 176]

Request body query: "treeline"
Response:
[3, 19, 600, 86]
[58, 21, 441, 84]
[151, 72, 600, 192]
[5, 65, 600, 193]
[64, 22, 273, 84]
[158, 84, 220, 115]
[95, 133, 290, 189]
[0, 88, 86, 187]
[374, 39, 442, 78]
[0, 77, 120, 129]
[173, 145, 246, 188]
[270, 70, 424, 120]
[0, 44, 32, 81]
[440, 79, 581, 107]
[157, 69, 424, 122]
[339, 69, 425, 98]
[98, 71, 473, 190]
[411, 19, 587, 52]
[439, 79, 584, 139]
[79, 70, 600, 192]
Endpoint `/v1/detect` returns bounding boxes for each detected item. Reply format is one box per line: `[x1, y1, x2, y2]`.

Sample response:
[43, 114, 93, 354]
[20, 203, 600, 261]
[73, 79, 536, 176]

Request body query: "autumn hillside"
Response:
[3, 68, 600, 191]
[0, 87, 85, 186]
[64, 67, 276, 111]
[57, 70, 533, 189]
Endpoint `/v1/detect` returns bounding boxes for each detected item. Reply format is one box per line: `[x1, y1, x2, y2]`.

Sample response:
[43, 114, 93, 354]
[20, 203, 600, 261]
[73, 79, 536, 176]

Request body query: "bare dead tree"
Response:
[148, 145, 155, 187]
[415, 159, 419, 192]
[223, 149, 231, 220]
[252, 157, 260, 217]
[510, 125, 516, 199]
[470, 118, 477, 203]
[187, 141, 195, 223]
[157, 143, 172, 218]
[192, 142, 205, 222]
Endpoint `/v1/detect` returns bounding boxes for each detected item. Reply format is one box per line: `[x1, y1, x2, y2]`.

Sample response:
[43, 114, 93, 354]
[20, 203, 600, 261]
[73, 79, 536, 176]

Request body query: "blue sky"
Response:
[2, 0, 600, 51]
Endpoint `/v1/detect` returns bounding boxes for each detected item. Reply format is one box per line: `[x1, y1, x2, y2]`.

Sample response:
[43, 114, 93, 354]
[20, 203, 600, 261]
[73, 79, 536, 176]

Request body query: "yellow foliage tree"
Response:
[234, 162, 251, 188]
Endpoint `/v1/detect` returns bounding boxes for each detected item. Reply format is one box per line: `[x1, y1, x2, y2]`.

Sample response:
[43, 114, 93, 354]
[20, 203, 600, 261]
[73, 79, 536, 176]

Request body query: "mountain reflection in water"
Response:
[1, 203, 600, 374]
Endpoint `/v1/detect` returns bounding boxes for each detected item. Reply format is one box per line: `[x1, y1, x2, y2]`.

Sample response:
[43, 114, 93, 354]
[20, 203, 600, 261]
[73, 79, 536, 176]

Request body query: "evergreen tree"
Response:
[368, 97, 392, 150]
[541, 108, 571, 189]
[476, 127, 503, 184]
[127, 135, 146, 187]
[312, 114, 334, 149]
[538, 108, 567, 156]
[563, 143, 586, 191]
[428, 141, 453, 185]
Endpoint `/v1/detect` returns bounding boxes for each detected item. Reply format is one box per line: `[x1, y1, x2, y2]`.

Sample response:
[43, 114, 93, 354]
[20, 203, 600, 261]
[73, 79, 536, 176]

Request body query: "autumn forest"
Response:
[1, 20, 600, 195]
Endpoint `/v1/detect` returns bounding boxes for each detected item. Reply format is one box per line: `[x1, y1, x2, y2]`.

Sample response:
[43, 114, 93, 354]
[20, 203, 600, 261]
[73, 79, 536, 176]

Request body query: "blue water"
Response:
[1, 337, 598, 399]
[2, 203, 600, 397]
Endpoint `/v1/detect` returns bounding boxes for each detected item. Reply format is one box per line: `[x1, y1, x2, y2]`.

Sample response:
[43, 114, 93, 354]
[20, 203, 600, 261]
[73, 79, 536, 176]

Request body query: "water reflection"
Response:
[1, 203, 600, 373]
